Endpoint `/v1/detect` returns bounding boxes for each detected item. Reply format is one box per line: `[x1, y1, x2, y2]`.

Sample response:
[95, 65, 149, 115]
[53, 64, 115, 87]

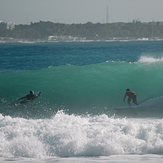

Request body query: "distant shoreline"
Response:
[1, 21, 163, 42]
[0, 36, 163, 43]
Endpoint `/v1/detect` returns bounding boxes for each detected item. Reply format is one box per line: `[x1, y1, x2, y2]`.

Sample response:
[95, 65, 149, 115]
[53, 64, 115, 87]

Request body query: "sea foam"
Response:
[1, 111, 163, 158]
[138, 56, 163, 63]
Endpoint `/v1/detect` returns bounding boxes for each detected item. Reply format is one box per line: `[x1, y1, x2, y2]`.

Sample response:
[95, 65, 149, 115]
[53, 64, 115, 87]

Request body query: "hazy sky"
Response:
[0, 0, 163, 24]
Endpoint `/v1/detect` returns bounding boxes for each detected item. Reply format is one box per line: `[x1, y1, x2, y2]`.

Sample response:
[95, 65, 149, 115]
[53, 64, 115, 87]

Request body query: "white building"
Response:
[0, 21, 15, 30]
[7, 22, 15, 30]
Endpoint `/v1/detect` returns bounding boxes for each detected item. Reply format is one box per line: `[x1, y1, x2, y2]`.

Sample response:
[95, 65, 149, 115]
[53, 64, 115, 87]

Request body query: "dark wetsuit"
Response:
[19, 94, 37, 104]
[26, 94, 37, 101]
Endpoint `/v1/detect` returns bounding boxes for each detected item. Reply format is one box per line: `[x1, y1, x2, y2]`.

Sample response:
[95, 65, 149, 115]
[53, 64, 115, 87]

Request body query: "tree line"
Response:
[0, 20, 163, 40]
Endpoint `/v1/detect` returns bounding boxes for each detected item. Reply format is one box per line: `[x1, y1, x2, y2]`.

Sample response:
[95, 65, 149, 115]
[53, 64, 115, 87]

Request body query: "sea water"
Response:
[1, 41, 163, 162]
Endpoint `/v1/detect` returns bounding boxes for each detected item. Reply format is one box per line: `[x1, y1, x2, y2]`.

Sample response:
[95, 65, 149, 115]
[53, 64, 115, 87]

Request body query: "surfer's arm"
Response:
[18, 96, 27, 101]
[36, 91, 41, 97]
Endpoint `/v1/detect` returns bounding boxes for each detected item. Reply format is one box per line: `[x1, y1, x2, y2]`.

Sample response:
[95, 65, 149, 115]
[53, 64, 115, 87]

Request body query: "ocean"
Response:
[1, 40, 163, 162]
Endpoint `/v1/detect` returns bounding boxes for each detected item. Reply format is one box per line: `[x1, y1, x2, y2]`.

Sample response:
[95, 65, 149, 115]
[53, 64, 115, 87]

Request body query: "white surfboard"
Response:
[114, 105, 138, 110]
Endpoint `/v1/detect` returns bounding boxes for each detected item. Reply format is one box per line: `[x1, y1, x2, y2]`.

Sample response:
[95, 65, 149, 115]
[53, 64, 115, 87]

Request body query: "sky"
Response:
[0, 0, 163, 25]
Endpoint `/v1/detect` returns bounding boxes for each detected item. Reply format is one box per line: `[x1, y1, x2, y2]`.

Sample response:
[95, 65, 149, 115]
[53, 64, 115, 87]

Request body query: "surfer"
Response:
[13, 90, 41, 106]
[123, 88, 138, 106]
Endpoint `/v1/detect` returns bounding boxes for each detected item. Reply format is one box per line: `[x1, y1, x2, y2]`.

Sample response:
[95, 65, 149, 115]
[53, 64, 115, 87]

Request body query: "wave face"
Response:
[1, 41, 163, 118]
[1, 60, 163, 118]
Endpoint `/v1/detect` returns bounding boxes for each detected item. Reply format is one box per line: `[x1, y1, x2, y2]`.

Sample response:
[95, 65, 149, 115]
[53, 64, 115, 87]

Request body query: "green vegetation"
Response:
[1, 20, 163, 41]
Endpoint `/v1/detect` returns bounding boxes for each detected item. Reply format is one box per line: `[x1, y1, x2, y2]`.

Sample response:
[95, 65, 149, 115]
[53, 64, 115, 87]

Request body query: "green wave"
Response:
[1, 61, 163, 118]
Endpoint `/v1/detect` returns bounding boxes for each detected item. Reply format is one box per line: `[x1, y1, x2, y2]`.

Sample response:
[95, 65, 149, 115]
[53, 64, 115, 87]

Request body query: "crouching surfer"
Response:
[123, 88, 138, 106]
[13, 90, 41, 106]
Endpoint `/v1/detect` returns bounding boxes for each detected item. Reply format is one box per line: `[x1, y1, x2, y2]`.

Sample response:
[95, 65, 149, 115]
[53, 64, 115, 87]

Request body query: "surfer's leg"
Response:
[134, 102, 138, 105]
[133, 101, 138, 105]
[128, 98, 131, 106]
[12, 103, 20, 106]
[20, 99, 28, 105]
[133, 95, 138, 105]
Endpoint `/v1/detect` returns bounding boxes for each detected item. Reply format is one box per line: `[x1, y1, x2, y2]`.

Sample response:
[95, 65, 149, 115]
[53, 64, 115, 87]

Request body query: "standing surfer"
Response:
[123, 88, 138, 106]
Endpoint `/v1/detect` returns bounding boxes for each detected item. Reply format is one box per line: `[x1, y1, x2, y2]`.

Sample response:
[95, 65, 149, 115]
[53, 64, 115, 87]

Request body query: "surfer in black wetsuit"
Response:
[123, 88, 138, 106]
[13, 90, 41, 106]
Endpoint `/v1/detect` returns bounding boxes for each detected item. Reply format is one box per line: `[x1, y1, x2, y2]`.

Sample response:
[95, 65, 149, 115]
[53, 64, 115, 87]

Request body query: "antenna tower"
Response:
[106, 5, 109, 24]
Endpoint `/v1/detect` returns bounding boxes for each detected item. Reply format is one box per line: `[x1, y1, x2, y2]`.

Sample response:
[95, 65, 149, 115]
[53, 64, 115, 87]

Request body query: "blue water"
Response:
[1, 41, 162, 71]
[1, 41, 163, 160]
[1, 41, 163, 118]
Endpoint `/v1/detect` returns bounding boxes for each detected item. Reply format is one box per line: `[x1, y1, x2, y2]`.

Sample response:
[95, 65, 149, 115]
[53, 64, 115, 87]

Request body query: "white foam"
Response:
[138, 56, 163, 63]
[1, 111, 163, 159]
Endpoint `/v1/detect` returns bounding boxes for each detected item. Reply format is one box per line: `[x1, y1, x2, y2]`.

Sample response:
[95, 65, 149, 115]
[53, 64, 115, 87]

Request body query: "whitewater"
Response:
[1, 41, 163, 162]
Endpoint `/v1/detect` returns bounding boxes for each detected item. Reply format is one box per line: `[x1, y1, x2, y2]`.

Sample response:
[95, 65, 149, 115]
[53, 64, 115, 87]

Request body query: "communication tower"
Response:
[106, 6, 109, 23]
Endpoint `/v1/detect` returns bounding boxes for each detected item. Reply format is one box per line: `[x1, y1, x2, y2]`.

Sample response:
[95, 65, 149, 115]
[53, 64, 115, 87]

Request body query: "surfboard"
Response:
[12, 91, 41, 106]
[114, 105, 137, 109]
[114, 105, 139, 111]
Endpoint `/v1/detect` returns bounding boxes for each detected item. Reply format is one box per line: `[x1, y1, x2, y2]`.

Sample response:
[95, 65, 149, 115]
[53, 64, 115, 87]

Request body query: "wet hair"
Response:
[30, 90, 34, 94]
[126, 88, 130, 91]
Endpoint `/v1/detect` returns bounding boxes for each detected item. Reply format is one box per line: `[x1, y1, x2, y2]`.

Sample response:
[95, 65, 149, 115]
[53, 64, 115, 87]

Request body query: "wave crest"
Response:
[138, 56, 163, 63]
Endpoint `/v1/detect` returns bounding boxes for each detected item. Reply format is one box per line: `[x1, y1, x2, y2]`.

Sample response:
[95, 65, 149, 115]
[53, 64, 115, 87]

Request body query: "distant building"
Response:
[0, 21, 7, 30]
[7, 22, 15, 30]
[0, 21, 15, 30]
